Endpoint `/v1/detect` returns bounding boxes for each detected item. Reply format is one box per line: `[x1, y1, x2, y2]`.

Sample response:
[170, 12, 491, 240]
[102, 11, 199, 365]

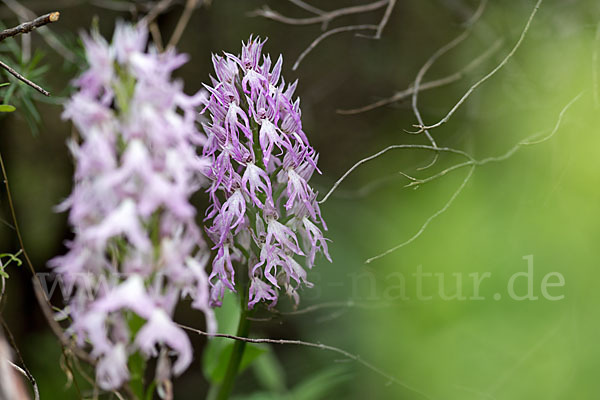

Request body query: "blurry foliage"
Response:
[0, 20, 85, 135]
[0, 36, 50, 134]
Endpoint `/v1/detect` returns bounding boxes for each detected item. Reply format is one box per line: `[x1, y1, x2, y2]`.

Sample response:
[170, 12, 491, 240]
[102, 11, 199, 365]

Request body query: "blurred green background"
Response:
[1, 0, 599, 399]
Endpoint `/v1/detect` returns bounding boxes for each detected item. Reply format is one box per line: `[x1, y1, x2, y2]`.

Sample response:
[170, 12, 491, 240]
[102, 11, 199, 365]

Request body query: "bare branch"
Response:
[167, 0, 199, 49]
[0, 10, 62, 95]
[0, 11, 59, 42]
[322, 90, 580, 264]
[293, 24, 378, 70]
[373, 0, 395, 38]
[359, 92, 581, 263]
[407, 92, 583, 188]
[249, 0, 389, 27]
[2, 0, 76, 62]
[141, 0, 176, 25]
[413, 0, 543, 133]
[32, 277, 96, 364]
[318, 145, 473, 204]
[0, 152, 95, 367]
[287, 0, 324, 16]
[410, 30, 470, 167]
[0, 59, 49, 96]
[180, 324, 434, 399]
[149, 22, 164, 51]
[518, 93, 583, 145]
[1, 321, 40, 400]
[336, 39, 503, 115]
[409, 0, 487, 170]
[365, 166, 474, 264]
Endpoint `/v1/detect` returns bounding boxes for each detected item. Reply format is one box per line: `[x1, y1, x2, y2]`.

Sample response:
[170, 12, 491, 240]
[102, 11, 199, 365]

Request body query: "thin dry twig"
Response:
[0, 10, 61, 95]
[0, 59, 49, 95]
[141, 0, 176, 25]
[0, 11, 59, 41]
[405, 92, 583, 188]
[318, 144, 473, 204]
[320, 87, 579, 264]
[1, 320, 40, 400]
[412, 0, 543, 133]
[409, 0, 487, 170]
[149, 21, 164, 51]
[6, 361, 37, 399]
[373, 0, 395, 38]
[362, 92, 581, 263]
[32, 277, 95, 364]
[2, 0, 76, 62]
[288, 0, 324, 16]
[180, 324, 434, 399]
[365, 166, 474, 264]
[410, 30, 471, 167]
[336, 39, 503, 115]
[293, 24, 378, 70]
[249, 0, 389, 27]
[0, 152, 95, 367]
[167, 0, 199, 49]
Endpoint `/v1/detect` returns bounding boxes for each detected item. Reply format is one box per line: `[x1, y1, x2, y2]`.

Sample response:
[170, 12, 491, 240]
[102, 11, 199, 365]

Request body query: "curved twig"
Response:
[288, 0, 324, 16]
[373, 0, 396, 38]
[336, 39, 503, 115]
[411, 0, 488, 170]
[293, 24, 378, 70]
[365, 166, 474, 264]
[167, 0, 200, 49]
[249, 0, 389, 27]
[180, 324, 434, 399]
[1, 320, 40, 400]
[413, 0, 543, 133]
[318, 145, 473, 204]
[408, 92, 583, 188]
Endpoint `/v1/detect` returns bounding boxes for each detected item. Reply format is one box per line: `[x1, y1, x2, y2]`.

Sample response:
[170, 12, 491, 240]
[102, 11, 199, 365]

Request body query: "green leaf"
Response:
[252, 350, 286, 393]
[0, 82, 9, 88]
[127, 312, 148, 399]
[3, 83, 15, 104]
[290, 366, 352, 400]
[202, 291, 242, 382]
[203, 291, 271, 384]
[206, 342, 267, 384]
[0, 104, 16, 112]
[21, 95, 40, 122]
[128, 351, 146, 400]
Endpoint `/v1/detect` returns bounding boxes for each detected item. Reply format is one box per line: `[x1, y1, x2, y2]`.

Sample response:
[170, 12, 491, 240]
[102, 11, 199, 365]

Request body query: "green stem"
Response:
[216, 266, 251, 400]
